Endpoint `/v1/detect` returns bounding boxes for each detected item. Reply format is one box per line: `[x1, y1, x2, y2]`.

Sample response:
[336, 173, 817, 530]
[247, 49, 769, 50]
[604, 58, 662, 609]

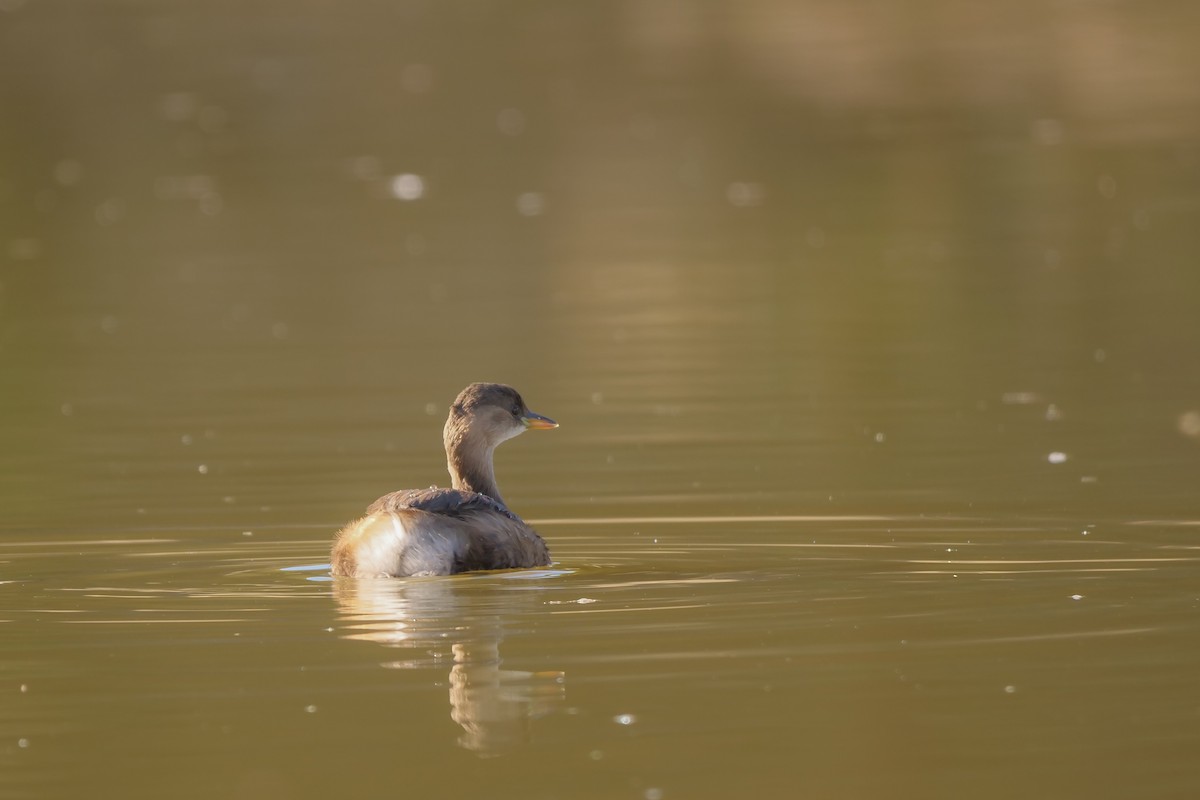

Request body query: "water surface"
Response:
[3, 2, 1200, 798]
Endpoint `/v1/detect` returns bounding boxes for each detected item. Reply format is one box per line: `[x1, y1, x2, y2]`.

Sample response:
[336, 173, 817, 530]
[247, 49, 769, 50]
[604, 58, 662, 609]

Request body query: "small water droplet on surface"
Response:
[614, 714, 636, 726]
[1047, 452, 1067, 464]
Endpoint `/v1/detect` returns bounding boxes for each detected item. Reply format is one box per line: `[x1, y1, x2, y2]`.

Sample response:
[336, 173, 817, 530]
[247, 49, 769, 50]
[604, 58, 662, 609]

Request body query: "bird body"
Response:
[331, 383, 557, 577]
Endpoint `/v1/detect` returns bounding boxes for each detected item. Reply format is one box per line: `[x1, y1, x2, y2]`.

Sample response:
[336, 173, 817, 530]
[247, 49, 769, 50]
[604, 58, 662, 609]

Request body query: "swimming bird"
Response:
[331, 383, 558, 577]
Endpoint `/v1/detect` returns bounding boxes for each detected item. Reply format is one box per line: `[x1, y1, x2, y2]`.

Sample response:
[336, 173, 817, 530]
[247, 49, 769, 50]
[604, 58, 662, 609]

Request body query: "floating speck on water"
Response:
[1031, 118, 1063, 145]
[401, 63, 434, 93]
[1178, 410, 1200, 439]
[645, 789, 664, 800]
[346, 155, 381, 181]
[497, 107, 526, 136]
[95, 197, 125, 226]
[726, 181, 765, 207]
[1004, 685, 1017, 694]
[390, 173, 425, 201]
[424, 403, 438, 415]
[17, 738, 29, 748]
[54, 159, 82, 186]
[614, 714, 636, 726]
[589, 750, 604, 761]
[1080, 476, 1097, 484]
[1071, 594, 1084, 601]
[8, 238, 41, 260]
[197, 464, 208, 475]
[161, 91, 198, 121]
[1045, 404, 1063, 421]
[181, 434, 193, 445]
[516, 191, 545, 216]
[199, 194, 223, 216]
[222, 496, 236, 504]
[304, 705, 318, 714]
[874, 432, 886, 443]
[1047, 452, 1068, 464]
[242, 531, 253, 537]
[19, 684, 27, 693]
[1001, 391, 1039, 405]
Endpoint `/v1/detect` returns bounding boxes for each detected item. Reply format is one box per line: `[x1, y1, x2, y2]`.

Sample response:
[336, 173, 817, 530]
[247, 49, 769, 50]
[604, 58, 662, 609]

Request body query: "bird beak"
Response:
[522, 410, 558, 430]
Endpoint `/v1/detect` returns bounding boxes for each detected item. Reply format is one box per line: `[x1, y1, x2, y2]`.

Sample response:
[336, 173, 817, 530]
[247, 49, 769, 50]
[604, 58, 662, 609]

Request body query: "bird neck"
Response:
[444, 427, 504, 503]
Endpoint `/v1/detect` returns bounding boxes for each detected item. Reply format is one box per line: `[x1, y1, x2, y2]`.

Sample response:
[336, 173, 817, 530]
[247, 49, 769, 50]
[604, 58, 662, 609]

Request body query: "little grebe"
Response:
[331, 383, 558, 577]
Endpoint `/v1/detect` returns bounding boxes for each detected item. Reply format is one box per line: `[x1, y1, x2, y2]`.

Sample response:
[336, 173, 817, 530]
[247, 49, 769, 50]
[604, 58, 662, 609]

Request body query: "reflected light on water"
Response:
[332, 578, 566, 755]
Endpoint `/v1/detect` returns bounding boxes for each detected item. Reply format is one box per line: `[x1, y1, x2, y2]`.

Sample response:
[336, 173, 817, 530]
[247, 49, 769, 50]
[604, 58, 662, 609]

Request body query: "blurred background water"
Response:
[2, 2, 1200, 798]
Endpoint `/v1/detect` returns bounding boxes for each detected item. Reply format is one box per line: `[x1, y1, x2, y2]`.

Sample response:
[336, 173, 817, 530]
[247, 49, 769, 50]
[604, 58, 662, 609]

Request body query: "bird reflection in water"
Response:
[332, 576, 565, 754]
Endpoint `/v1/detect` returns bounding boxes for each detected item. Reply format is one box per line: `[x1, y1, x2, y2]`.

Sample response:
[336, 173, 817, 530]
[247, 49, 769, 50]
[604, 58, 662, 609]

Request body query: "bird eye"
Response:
[511, 404, 522, 417]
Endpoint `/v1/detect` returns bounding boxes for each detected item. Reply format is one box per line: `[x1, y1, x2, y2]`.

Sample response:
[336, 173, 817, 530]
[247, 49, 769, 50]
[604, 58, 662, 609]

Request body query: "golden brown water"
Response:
[4, 2, 1200, 798]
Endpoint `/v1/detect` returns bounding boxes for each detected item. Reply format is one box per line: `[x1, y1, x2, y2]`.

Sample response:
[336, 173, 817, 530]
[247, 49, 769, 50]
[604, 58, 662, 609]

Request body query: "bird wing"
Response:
[365, 487, 521, 522]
